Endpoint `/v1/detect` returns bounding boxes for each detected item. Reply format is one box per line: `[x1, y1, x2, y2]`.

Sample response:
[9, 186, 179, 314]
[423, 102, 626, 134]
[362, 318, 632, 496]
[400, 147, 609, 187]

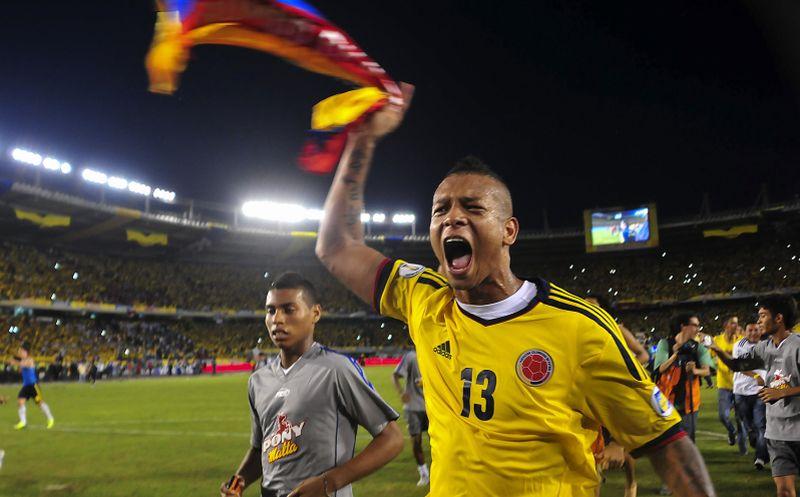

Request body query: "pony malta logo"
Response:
[264, 414, 306, 463]
[770, 370, 792, 390]
[516, 350, 554, 386]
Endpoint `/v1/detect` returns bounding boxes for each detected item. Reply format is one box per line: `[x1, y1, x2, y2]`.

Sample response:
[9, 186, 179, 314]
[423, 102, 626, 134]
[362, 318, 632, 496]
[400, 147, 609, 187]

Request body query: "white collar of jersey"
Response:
[456, 281, 537, 320]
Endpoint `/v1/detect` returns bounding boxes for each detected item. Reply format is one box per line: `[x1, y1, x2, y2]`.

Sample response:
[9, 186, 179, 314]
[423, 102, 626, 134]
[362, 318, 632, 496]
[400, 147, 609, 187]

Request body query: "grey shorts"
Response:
[404, 409, 429, 436]
[767, 439, 800, 477]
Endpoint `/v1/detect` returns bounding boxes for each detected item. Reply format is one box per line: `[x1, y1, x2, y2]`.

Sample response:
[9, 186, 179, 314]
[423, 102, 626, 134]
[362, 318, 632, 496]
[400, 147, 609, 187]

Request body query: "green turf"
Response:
[0, 368, 782, 496]
[591, 227, 623, 246]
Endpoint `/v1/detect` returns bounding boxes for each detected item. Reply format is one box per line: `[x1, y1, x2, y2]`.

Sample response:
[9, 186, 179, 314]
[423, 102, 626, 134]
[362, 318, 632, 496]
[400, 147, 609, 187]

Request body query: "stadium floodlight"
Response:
[43, 157, 61, 170]
[60, 163, 72, 174]
[360, 212, 371, 223]
[371, 212, 386, 223]
[392, 213, 415, 224]
[305, 209, 325, 221]
[153, 188, 176, 203]
[11, 148, 43, 166]
[82, 168, 108, 185]
[108, 176, 128, 190]
[241, 200, 325, 223]
[128, 181, 152, 196]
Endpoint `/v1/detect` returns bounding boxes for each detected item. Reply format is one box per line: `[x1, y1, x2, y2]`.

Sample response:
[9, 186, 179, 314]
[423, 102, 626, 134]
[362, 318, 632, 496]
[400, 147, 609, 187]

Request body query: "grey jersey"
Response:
[248, 343, 399, 497]
[744, 334, 800, 441]
[393, 351, 425, 412]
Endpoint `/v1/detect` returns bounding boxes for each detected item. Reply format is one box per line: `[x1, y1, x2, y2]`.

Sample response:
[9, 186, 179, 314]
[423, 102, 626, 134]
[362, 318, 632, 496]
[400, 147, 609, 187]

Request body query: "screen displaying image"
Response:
[584, 204, 659, 253]
[591, 207, 651, 246]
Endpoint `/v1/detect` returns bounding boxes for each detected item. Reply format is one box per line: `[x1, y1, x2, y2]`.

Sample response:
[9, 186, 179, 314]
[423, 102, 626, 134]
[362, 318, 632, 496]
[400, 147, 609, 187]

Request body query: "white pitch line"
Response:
[58, 417, 245, 427]
[696, 429, 727, 440]
[27, 425, 249, 438]
[23, 424, 375, 441]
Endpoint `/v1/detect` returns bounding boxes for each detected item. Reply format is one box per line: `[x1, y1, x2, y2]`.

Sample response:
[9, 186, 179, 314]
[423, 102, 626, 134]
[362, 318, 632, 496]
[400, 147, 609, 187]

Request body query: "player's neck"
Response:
[724, 329, 735, 340]
[279, 337, 315, 368]
[455, 269, 524, 305]
[770, 327, 790, 347]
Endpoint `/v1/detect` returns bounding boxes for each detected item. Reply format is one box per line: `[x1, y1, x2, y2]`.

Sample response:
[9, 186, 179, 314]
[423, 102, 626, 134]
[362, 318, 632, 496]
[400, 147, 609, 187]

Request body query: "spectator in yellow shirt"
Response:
[712, 316, 746, 454]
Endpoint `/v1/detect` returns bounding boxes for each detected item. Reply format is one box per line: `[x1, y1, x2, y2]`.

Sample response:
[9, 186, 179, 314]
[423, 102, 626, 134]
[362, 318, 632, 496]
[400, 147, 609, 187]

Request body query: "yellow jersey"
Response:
[375, 259, 683, 497]
[712, 333, 740, 390]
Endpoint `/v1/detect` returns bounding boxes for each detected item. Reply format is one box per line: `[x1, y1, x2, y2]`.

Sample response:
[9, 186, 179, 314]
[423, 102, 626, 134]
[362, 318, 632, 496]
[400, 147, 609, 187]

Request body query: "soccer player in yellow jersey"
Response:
[316, 83, 715, 497]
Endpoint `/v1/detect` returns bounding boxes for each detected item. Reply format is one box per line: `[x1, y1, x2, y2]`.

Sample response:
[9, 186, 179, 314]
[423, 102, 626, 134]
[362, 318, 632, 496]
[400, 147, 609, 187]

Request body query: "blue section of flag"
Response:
[276, 0, 325, 20]
[167, 0, 196, 20]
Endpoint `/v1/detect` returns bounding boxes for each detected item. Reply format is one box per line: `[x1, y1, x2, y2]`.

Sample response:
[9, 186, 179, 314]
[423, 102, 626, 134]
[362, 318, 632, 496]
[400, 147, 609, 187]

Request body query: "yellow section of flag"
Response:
[126, 229, 168, 247]
[310, 87, 388, 130]
[702, 224, 758, 239]
[14, 209, 71, 228]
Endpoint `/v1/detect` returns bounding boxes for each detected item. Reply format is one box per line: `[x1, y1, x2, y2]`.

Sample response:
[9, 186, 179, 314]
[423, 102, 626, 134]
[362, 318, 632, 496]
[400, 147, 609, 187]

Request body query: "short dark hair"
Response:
[20, 341, 31, 352]
[760, 296, 798, 330]
[270, 272, 318, 306]
[670, 312, 697, 336]
[446, 156, 509, 189]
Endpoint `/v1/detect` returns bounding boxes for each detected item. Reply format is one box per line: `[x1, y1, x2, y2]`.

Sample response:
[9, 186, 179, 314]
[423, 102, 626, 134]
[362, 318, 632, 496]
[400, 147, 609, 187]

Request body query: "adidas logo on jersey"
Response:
[433, 340, 451, 359]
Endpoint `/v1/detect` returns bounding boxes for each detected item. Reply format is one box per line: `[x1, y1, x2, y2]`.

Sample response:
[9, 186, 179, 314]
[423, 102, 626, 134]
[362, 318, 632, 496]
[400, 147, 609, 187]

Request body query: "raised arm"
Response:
[316, 83, 414, 305]
[619, 324, 649, 365]
[647, 437, 715, 497]
[708, 342, 764, 372]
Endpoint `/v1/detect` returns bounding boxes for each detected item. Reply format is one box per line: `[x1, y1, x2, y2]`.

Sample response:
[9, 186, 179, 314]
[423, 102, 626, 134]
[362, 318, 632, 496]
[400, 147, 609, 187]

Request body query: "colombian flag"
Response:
[146, 0, 402, 173]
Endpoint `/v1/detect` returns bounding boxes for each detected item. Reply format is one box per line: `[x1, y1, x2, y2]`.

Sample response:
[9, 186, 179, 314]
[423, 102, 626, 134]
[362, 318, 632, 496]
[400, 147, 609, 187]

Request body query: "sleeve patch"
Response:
[650, 386, 675, 418]
[398, 262, 426, 278]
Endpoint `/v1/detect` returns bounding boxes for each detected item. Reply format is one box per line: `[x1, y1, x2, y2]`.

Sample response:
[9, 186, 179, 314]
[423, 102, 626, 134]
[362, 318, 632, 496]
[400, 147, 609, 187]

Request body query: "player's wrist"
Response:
[348, 131, 379, 149]
[323, 468, 344, 496]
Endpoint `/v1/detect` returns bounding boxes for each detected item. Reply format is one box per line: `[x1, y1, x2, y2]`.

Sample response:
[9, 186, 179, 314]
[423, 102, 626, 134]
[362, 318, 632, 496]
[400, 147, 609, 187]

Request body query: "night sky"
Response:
[1, 0, 799, 229]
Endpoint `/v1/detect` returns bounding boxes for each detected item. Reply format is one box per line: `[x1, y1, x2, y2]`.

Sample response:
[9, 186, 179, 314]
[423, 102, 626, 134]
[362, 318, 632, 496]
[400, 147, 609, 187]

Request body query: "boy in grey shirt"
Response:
[221, 273, 403, 497]
[711, 296, 799, 497]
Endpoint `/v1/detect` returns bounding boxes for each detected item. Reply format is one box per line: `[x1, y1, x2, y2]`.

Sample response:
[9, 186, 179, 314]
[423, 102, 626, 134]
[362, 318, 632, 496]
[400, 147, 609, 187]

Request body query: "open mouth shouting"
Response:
[443, 236, 473, 276]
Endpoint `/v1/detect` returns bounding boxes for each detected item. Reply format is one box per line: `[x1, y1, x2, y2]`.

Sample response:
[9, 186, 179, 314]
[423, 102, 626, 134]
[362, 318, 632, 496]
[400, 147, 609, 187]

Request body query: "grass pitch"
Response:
[0, 367, 781, 496]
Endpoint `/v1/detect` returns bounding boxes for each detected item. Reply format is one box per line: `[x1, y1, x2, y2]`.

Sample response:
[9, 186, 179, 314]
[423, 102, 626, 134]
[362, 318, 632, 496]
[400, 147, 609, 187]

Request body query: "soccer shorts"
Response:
[768, 439, 800, 477]
[18, 384, 43, 402]
[404, 409, 428, 436]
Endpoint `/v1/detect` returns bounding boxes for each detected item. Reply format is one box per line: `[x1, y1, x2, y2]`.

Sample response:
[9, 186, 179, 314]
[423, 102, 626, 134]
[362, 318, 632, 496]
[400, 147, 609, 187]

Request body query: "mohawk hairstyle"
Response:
[270, 272, 319, 306]
[444, 156, 513, 215]
[445, 156, 509, 188]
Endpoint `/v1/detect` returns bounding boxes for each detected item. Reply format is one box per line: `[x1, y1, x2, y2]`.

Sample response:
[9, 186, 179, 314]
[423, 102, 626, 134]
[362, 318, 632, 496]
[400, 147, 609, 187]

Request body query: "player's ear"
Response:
[311, 303, 322, 324]
[503, 216, 519, 246]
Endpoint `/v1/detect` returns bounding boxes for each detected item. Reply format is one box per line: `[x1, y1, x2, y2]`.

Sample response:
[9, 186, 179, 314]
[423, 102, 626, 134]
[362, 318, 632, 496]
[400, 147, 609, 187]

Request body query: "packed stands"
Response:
[0, 175, 798, 383]
[0, 241, 365, 313]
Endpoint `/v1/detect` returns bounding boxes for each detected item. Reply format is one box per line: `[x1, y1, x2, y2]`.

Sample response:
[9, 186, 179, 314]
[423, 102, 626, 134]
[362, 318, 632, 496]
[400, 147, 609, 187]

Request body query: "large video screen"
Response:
[583, 204, 659, 253]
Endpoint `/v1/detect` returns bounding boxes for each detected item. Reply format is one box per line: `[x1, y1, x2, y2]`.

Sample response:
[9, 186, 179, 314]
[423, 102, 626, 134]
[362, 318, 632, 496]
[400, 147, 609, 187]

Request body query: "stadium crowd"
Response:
[0, 236, 797, 385]
[0, 312, 410, 383]
[0, 237, 797, 315]
[0, 241, 364, 313]
[533, 237, 799, 303]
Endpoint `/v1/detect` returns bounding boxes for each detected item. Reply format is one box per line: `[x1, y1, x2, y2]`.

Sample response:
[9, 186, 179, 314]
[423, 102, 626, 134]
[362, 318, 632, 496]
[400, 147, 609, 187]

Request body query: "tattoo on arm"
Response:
[339, 141, 373, 239]
[648, 437, 715, 497]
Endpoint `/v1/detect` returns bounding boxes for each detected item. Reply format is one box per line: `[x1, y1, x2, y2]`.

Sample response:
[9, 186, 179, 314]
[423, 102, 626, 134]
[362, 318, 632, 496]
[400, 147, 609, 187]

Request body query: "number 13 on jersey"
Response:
[460, 367, 497, 421]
